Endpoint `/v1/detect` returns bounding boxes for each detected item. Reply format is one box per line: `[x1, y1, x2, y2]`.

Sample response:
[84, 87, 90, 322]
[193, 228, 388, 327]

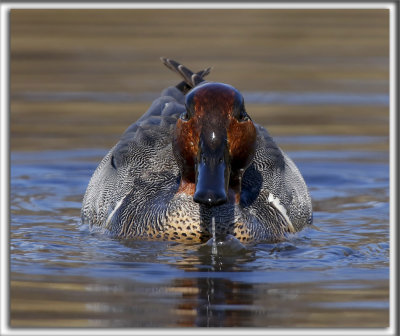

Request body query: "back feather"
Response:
[160, 57, 211, 93]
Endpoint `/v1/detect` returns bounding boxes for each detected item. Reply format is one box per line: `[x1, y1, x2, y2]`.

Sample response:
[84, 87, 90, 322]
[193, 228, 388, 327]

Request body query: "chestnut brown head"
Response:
[173, 82, 257, 206]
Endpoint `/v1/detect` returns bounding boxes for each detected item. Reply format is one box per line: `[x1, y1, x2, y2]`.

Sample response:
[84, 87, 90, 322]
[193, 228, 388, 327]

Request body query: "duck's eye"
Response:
[238, 109, 250, 122]
[180, 111, 189, 121]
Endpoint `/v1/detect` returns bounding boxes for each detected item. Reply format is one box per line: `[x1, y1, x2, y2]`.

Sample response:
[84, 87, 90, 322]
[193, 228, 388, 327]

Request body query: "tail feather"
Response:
[160, 57, 211, 93]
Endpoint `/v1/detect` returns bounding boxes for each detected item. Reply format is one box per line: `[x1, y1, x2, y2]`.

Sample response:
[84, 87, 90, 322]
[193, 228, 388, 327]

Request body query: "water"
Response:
[8, 8, 390, 329]
[211, 217, 217, 256]
[10, 134, 390, 327]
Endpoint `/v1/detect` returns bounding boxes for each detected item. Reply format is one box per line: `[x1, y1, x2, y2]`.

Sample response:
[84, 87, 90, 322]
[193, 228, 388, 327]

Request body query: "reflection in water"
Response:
[156, 259, 251, 326]
[158, 242, 256, 327]
[192, 251, 256, 327]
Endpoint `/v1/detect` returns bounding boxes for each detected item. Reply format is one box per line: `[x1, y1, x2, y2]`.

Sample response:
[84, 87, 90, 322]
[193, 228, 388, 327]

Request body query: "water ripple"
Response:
[12, 90, 389, 106]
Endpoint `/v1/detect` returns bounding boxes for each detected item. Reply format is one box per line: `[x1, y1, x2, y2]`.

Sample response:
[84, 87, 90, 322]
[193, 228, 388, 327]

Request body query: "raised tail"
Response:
[160, 57, 212, 93]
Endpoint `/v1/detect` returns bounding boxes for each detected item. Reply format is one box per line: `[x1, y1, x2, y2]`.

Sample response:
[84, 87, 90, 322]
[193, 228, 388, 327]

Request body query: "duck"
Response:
[81, 58, 313, 244]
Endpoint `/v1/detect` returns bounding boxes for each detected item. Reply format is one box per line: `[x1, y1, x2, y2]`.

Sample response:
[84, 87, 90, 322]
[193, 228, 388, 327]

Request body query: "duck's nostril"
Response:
[193, 190, 227, 206]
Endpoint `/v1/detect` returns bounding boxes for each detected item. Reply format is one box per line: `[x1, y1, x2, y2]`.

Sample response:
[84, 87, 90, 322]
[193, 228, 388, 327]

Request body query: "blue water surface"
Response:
[10, 135, 390, 327]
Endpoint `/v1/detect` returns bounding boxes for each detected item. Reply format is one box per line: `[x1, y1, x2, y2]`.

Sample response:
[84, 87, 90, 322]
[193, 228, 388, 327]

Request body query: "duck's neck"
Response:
[177, 176, 241, 204]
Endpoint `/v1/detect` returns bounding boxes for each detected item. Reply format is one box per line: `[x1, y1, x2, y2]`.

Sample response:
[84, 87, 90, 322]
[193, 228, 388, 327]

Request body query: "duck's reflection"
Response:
[163, 241, 259, 327]
[116, 238, 262, 327]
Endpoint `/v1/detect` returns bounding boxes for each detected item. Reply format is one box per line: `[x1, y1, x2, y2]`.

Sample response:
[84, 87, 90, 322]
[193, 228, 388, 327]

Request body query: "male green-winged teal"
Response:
[81, 58, 313, 244]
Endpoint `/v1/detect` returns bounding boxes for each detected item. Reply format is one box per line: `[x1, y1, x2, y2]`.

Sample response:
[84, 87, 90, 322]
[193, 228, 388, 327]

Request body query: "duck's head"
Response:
[173, 82, 257, 206]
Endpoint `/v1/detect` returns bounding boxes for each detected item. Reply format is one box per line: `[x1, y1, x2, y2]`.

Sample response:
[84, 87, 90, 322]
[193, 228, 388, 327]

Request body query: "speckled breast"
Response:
[116, 190, 291, 244]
